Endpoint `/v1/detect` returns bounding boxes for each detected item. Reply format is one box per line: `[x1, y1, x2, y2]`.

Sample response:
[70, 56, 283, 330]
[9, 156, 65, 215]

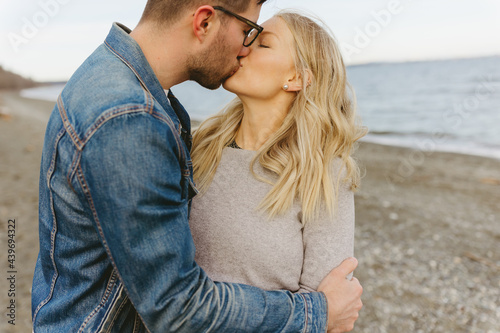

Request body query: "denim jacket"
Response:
[32, 23, 328, 332]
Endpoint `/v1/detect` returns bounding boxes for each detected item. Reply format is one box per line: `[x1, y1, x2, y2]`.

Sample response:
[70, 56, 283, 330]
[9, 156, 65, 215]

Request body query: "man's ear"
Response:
[192, 6, 217, 42]
[285, 69, 313, 92]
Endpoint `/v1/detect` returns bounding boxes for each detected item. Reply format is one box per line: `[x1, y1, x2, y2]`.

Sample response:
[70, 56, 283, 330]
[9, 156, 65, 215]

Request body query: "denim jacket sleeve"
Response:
[77, 111, 328, 332]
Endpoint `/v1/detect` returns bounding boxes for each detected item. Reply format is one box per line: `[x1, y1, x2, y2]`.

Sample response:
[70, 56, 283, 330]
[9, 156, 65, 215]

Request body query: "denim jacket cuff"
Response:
[298, 291, 328, 333]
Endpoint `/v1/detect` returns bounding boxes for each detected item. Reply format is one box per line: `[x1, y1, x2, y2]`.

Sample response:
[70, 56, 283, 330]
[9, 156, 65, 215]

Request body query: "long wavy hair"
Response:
[191, 10, 366, 224]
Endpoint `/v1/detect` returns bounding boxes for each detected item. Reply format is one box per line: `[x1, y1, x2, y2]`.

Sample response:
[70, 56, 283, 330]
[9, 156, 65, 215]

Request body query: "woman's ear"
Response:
[285, 69, 313, 92]
[192, 6, 217, 42]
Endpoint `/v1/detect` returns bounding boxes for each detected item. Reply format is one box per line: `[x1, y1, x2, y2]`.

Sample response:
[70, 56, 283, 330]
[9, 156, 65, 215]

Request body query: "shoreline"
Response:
[17, 85, 500, 162]
[1, 91, 499, 332]
[194, 115, 500, 162]
[360, 133, 500, 162]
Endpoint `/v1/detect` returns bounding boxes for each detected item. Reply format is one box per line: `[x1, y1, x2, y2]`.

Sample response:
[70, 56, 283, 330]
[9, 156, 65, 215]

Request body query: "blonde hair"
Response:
[191, 10, 366, 224]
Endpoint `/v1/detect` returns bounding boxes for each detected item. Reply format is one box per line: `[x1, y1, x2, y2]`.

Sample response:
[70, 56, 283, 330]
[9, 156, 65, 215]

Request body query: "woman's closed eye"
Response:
[258, 44, 270, 48]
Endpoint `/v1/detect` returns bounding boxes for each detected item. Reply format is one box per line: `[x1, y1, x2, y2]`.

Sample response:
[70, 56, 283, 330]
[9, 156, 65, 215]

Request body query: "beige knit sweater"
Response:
[189, 147, 354, 293]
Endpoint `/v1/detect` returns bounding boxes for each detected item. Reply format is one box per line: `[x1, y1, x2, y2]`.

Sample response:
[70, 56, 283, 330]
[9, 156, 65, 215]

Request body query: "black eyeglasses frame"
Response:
[213, 6, 264, 47]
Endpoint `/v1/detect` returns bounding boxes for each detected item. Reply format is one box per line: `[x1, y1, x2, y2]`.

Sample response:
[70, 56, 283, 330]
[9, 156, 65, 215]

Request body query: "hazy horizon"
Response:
[8, 54, 492, 84]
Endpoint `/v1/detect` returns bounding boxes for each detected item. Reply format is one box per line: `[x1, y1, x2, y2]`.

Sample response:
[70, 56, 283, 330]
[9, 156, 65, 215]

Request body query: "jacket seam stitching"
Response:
[32, 127, 66, 325]
[133, 312, 141, 333]
[58, 89, 187, 173]
[104, 39, 187, 172]
[143, 85, 153, 115]
[104, 41, 149, 92]
[150, 112, 186, 173]
[58, 95, 83, 150]
[96, 283, 123, 332]
[77, 105, 186, 174]
[101, 286, 129, 333]
[299, 293, 309, 333]
[77, 270, 118, 332]
[67, 150, 81, 192]
[76, 164, 152, 333]
[81, 106, 149, 146]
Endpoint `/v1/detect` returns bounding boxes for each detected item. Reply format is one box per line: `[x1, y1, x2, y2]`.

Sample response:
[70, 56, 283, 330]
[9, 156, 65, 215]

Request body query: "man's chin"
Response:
[202, 74, 233, 91]
[192, 77, 224, 90]
[190, 68, 235, 90]
[201, 82, 223, 90]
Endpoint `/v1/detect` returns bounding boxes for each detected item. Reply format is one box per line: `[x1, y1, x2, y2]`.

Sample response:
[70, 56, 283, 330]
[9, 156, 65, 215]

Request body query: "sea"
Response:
[21, 56, 500, 160]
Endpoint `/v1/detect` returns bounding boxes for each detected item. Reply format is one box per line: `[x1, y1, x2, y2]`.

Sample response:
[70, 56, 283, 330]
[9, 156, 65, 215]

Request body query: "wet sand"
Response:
[0, 91, 499, 332]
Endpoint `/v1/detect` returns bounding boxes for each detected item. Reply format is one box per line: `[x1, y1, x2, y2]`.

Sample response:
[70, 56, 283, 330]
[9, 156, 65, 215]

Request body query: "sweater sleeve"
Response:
[298, 160, 355, 293]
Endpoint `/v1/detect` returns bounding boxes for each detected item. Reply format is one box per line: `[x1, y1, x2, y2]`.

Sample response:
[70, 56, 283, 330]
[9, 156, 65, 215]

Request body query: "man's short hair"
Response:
[140, 0, 267, 26]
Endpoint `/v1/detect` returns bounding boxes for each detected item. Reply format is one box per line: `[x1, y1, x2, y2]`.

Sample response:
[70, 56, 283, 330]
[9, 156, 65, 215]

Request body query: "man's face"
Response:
[187, 4, 262, 90]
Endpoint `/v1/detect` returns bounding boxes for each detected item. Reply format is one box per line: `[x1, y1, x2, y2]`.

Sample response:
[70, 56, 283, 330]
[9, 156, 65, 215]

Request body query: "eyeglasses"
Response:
[213, 6, 263, 47]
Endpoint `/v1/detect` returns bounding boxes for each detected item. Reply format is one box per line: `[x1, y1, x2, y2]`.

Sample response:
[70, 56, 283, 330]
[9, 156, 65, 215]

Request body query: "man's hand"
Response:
[317, 257, 363, 333]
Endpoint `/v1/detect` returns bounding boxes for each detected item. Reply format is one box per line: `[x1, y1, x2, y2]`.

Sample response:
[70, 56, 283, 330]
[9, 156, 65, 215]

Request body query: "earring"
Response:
[283, 84, 289, 91]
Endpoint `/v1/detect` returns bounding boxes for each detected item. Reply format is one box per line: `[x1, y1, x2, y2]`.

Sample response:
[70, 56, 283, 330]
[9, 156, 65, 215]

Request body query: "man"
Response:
[32, 1, 362, 332]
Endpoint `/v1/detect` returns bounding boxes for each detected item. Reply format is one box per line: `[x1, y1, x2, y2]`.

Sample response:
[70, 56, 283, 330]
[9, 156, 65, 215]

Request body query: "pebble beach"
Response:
[0, 90, 499, 332]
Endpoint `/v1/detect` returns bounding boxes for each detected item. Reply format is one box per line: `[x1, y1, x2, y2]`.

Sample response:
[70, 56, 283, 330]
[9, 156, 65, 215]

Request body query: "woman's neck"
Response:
[235, 96, 292, 151]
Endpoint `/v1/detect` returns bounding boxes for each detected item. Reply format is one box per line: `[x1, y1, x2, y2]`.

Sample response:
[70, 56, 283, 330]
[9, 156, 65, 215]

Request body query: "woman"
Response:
[189, 10, 365, 292]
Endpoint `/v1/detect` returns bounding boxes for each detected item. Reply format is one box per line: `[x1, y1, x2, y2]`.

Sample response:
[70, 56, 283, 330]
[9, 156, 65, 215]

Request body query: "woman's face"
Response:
[223, 17, 296, 100]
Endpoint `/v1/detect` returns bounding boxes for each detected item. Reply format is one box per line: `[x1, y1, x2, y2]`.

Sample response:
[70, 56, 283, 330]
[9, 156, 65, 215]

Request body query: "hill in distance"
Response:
[0, 66, 39, 90]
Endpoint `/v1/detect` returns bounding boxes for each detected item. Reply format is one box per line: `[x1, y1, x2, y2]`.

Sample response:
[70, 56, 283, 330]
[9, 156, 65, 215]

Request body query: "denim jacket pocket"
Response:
[77, 269, 146, 333]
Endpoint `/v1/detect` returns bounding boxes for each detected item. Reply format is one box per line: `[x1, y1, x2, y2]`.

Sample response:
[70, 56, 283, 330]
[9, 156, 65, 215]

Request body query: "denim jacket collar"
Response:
[104, 22, 191, 136]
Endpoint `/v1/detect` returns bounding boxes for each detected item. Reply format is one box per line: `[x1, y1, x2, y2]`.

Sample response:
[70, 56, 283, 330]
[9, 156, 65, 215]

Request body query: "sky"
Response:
[0, 0, 499, 82]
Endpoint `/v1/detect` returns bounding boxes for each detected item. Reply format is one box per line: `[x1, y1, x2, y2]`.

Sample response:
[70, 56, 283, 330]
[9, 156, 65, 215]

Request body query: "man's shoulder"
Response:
[57, 44, 161, 139]
[64, 43, 149, 111]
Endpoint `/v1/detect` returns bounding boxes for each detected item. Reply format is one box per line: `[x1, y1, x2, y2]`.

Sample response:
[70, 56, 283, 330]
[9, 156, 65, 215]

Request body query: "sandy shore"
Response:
[0, 91, 499, 332]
